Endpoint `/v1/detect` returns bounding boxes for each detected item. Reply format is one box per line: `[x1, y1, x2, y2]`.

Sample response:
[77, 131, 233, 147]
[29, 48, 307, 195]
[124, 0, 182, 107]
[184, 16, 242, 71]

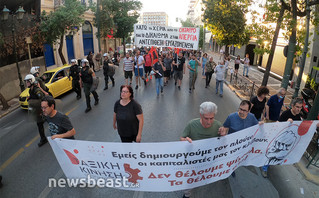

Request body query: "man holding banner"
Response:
[180, 101, 226, 198]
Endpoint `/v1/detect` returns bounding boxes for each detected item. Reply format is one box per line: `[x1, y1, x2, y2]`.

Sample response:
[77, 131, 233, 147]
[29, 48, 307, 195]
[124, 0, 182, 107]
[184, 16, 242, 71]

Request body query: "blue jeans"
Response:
[243, 65, 249, 76]
[155, 77, 163, 95]
[262, 165, 269, 172]
[216, 80, 224, 95]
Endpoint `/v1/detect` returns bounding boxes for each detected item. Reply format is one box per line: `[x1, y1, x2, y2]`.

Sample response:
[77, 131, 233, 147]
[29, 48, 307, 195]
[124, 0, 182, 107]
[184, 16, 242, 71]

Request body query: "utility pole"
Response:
[96, 0, 101, 52]
[292, 0, 310, 98]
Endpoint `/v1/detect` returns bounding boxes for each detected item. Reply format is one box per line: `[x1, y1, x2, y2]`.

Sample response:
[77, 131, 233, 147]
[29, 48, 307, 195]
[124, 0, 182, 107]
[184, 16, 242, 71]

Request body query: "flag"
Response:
[149, 46, 158, 65]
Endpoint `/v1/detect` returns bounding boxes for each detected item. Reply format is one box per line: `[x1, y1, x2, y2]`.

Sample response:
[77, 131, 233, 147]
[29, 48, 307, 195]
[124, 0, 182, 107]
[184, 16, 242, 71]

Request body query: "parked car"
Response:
[19, 65, 73, 109]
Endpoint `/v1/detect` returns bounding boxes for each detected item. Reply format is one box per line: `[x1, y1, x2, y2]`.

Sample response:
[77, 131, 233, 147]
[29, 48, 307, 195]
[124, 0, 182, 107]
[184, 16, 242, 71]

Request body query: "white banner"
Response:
[49, 121, 318, 192]
[134, 24, 200, 50]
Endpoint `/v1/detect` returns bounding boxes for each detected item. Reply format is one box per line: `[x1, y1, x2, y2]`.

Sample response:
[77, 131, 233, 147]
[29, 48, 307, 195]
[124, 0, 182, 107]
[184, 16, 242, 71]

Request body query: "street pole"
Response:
[202, 25, 205, 52]
[281, 0, 297, 89]
[97, 0, 101, 52]
[292, 0, 310, 99]
[12, 16, 25, 92]
[307, 91, 319, 120]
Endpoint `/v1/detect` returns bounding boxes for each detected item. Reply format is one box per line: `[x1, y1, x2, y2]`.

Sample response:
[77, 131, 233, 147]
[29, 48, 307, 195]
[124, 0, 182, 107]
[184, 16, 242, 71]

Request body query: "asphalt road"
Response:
[0, 59, 317, 198]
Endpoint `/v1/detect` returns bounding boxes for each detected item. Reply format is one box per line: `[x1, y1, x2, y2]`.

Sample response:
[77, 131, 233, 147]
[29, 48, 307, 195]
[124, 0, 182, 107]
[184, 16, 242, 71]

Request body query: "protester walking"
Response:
[134, 50, 147, 89]
[201, 53, 208, 78]
[250, 86, 270, 121]
[123, 53, 134, 85]
[243, 53, 250, 77]
[87, 51, 95, 71]
[153, 57, 166, 96]
[163, 53, 173, 85]
[188, 54, 201, 93]
[172, 52, 186, 90]
[265, 88, 286, 122]
[113, 85, 144, 143]
[144, 48, 153, 82]
[205, 57, 216, 88]
[95, 51, 102, 71]
[234, 55, 241, 77]
[214, 61, 227, 97]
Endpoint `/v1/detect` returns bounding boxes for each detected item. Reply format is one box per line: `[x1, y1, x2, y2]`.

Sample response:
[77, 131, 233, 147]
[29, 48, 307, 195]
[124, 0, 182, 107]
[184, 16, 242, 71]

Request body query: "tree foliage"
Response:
[40, 0, 87, 64]
[203, 0, 251, 48]
[93, 0, 141, 53]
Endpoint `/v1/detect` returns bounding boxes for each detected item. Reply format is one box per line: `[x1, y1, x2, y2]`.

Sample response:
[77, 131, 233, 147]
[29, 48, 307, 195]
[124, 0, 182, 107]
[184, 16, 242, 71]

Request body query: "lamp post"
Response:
[1, 6, 26, 92]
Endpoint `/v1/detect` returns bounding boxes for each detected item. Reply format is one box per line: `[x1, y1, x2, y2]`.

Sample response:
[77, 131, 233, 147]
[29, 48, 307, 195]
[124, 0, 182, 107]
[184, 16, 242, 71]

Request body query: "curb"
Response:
[295, 162, 319, 185]
[0, 104, 20, 119]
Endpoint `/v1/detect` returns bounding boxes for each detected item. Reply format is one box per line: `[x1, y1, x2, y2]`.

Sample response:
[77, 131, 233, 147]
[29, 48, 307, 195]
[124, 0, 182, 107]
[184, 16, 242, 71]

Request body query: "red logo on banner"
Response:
[124, 163, 143, 184]
[63, 149, 80, 165]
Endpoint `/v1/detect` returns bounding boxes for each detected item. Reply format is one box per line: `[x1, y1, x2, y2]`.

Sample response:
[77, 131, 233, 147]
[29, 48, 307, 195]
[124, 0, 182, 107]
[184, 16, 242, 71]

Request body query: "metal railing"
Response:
[224, 69, 260, 99]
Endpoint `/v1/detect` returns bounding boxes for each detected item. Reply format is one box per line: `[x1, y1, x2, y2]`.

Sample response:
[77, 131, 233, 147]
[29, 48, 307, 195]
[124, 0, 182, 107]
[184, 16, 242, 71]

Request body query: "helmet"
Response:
[24, 74, 35, 85]
[71, 59, 77, 63]
[103, 53, 108, 57]
[81, 59, 89, 63]
[30, 66, 40, 75]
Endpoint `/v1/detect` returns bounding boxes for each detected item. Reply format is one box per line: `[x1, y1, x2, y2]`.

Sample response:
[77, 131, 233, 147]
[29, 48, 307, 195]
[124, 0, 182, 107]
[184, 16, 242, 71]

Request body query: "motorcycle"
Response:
[300, 88, 318, 119]
[112, 57, 119, 66]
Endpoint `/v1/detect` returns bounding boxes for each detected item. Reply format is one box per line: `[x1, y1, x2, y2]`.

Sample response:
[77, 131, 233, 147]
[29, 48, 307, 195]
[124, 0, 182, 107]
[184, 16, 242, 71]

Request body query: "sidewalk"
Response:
[0, 97, 20, 119]
[207, 50, 319, 186]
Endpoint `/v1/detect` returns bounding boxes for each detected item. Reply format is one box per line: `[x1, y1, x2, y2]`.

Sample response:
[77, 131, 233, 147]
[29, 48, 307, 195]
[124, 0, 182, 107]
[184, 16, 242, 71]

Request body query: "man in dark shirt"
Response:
[69, 59, 81, 99]
[172, 52, 185, 90]
[279, 98, 303, 122]
[41, 96, 75, 139]
[266, 88, 286, 121]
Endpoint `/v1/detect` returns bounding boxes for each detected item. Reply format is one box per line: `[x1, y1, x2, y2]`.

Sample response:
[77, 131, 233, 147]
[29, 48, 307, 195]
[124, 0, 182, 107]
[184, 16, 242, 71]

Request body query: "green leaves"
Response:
[39, 0, 87, 45]
[203, 0, 250, 48]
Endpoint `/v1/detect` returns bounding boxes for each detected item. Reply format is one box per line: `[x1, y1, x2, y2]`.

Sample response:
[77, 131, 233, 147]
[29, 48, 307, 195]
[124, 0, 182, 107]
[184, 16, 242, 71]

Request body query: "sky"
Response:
[139, 0, 190, 27]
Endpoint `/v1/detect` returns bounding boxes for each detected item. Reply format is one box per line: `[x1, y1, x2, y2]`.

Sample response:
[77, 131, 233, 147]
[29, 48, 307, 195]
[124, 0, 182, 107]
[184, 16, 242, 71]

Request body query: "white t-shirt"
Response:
[135, 56, 144, 68]
[123, 57, 133, 71]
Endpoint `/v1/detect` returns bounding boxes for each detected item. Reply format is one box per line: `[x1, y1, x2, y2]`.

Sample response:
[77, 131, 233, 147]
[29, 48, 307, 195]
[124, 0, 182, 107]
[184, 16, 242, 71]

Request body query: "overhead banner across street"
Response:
[134, 24, 200, 50]
[49, 121, 318, 192]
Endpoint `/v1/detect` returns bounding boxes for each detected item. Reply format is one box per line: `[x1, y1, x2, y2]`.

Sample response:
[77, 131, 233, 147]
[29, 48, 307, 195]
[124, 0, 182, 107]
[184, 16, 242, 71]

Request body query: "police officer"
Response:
[69, 59, 82, 99]
[103, 53, 115, 90]
[25, 74, 47, 147]
[30, 66, 49, 95]
[80, 59, 99, 113]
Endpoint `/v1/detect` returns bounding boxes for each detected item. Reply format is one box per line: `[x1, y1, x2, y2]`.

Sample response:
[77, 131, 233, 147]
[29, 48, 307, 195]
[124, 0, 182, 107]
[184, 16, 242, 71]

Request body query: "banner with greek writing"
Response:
[48, 121, 318, 192]
[134, 24, 200, 50]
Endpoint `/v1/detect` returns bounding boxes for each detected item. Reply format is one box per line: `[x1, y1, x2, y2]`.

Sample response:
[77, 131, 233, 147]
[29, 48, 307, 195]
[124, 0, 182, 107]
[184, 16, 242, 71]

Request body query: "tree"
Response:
[93, 0, 141, 55]
[40, 0, 87, 65]
[180, 18, 195, 27]
[203, 0, 251, 54]
[114, 0, 141, 55]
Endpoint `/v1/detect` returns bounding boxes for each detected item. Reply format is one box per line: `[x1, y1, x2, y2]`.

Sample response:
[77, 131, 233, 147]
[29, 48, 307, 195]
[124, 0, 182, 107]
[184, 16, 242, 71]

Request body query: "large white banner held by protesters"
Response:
[134, 24, 200, 50]
[49, 121, 318, 192]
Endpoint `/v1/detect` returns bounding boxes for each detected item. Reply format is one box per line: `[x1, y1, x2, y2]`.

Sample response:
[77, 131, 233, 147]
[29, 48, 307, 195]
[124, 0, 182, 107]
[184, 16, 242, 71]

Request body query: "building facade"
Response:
[142, 12, 168, 26]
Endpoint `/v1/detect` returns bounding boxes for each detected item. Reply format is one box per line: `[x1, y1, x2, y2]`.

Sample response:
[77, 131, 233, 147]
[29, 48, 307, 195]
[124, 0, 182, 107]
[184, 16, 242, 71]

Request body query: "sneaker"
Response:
[189, 89, 192, 93]
[38, 139, 48, 147]
[260, 168, 268, 178]
[182, 194, 190, 198]
[178, 86, 181, 90]
[220, 94, 223, 97]
[205, 85, 208, 88]
[85, 107, 92, 113]
[135, 85, 138, 89]
[76, 95, 81, 100]
[150, 75, 152, 80]
[161, 87, 163, 93]
[231, 172, 236, 177]
[246, 75, 249, 78]
[104, 87, 108, 90]
[94, 100, 99, 106]
[175, 81, 177, 86]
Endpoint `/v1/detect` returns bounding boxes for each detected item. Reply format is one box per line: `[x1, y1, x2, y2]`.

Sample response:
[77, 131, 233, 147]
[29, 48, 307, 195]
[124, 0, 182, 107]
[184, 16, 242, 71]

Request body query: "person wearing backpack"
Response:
[143, 48, 153, 82]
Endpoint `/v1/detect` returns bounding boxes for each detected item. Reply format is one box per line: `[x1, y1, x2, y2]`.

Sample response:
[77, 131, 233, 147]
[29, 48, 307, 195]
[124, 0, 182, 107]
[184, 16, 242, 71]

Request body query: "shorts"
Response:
[235, 64, 239, 70]
[124, 71, 133, 79]
[174, 70, 183, 81]
[134, 67, 144, 77]
[144, 66, 152, 74]
[164, 70, 171, 77]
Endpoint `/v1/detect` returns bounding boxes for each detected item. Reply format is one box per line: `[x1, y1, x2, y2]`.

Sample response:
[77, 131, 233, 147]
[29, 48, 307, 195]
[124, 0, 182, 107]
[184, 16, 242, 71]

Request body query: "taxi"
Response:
[19, 65, 73, 109]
